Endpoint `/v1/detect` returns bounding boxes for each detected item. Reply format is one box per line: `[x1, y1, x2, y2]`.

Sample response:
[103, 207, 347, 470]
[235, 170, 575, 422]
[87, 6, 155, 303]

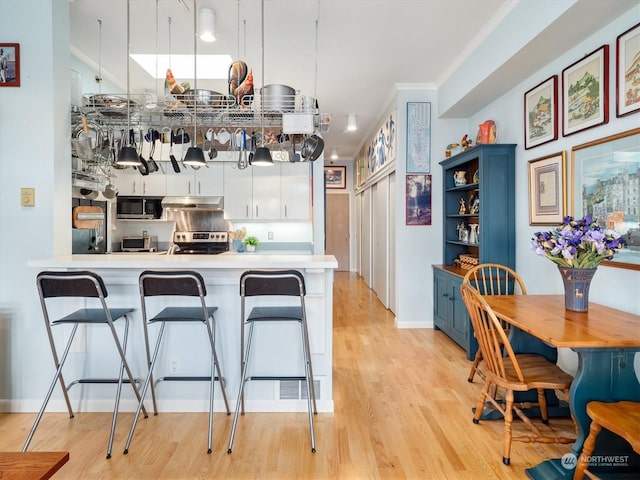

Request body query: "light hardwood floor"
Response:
[0, 272, 576, 479]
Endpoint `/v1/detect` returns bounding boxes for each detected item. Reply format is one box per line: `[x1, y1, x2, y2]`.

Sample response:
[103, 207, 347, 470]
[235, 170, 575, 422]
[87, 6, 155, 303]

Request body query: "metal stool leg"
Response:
[124, 322, 166, 454]
[141, 307, 158, 415]
[300, 323, 316, 453]
[227, 322, 255, 454]
[207, 316, 230, 414]
[22, 323, 79, 452]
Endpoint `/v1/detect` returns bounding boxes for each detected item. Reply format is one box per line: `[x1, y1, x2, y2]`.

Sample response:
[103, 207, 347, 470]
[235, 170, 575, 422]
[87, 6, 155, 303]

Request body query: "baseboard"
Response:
[395, 317, 432, 329]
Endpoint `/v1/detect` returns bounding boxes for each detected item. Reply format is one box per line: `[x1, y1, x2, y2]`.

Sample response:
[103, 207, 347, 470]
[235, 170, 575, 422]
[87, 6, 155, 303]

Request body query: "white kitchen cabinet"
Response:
[281, 162, 311, 220]
[113, 167, 166, 196]
[166, 162, 223, 197]
[223, 163, 281, 220]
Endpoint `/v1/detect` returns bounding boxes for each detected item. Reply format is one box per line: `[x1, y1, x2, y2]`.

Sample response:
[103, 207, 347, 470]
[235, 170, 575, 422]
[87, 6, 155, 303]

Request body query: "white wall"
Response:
[0, 0, 72, 404]
[468, 7, 640, 315]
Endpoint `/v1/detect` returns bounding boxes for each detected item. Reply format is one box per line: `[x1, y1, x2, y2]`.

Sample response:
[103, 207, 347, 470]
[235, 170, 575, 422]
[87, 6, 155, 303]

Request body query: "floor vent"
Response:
[279, 379, 321, 400]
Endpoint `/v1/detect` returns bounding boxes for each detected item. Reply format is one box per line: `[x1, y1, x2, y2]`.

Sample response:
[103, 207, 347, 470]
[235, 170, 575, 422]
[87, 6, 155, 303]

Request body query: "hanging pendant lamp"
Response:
[250, 0, 272, 166]
[116, 0, 142, 167]
[183, 0, 207, 167]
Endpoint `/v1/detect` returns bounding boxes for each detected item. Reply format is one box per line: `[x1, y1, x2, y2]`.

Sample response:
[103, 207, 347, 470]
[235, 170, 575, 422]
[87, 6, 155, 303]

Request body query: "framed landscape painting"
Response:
[562, 45, 609, 136]
[325, 166, 346, 189]
[405, 174, 431, 225]
[616, 21, 640, 117]
[571, 127, 640, 270]
[524, 75, 558, 149]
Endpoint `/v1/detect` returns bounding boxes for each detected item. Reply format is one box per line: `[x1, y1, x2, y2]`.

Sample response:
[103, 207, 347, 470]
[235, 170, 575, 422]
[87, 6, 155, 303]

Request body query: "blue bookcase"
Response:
[433, 144, 516, 359]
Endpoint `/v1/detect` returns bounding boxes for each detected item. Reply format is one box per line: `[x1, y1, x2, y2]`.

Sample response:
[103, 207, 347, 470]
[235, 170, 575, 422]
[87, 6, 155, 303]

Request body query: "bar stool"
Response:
[227, 269, 317, 454]
[23, 270, 144, 459]
[123, 270, 230, 455]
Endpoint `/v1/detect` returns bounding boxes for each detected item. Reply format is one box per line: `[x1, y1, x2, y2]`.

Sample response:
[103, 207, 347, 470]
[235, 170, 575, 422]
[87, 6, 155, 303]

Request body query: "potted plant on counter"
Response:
[243, 236, 260, 252]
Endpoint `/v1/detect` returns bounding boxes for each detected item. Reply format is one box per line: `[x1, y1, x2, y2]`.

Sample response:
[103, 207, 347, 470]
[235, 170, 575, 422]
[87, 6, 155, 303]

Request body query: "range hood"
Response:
[161, 196, 224, 210]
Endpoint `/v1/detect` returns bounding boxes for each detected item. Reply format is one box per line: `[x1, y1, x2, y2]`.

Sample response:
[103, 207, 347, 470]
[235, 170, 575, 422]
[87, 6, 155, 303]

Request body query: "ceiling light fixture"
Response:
[183, 0, 207, 168]
[116, 0, 142, 167]
[250, 0, 273, 166]
[198, 8, 216, 42]
[330, 148, 338, 160]
[346, 114, 357, 132]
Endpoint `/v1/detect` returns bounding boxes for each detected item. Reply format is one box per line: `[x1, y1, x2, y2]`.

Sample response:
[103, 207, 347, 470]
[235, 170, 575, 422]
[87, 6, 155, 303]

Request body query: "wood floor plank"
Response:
[0, 272, 577, 479]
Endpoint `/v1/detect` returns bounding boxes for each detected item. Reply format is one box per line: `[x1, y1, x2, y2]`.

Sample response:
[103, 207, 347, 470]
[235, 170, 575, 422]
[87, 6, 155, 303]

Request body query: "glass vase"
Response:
[557, 266, 597, 312]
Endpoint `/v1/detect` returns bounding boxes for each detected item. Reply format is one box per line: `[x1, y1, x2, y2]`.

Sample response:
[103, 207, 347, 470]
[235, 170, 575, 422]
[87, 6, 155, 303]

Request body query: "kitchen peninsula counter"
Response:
[28, 253, 338, 414]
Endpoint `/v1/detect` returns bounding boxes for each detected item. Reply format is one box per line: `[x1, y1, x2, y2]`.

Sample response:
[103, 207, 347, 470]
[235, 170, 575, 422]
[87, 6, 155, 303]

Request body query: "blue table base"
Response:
[525, 348, 640, 480]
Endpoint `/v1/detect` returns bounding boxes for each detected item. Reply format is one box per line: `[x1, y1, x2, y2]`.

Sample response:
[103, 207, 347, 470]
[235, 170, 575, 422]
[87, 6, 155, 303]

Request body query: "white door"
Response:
[361, 188, 372, 287]
[373, 177, 389, 308]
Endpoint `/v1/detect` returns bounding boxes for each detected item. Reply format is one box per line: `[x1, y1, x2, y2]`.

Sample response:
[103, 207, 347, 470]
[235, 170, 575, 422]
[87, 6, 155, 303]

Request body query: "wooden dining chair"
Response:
[459, 283, 575, 465]
[574, 401, 640, 480]
[463, 263, 527, 383]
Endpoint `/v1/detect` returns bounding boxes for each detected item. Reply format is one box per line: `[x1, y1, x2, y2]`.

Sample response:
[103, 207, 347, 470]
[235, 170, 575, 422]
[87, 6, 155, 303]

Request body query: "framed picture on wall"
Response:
[616, 21, 640, 117]
[562, 45, 609, 136]
[405, 174, 431, 225]
[527, 151, 566, 225]
[524, 75, 558, 149]
[571, 127, 640, 270]
[406, 102, 431, 172]
[0, 43, 20, 87]
[325, 166, 346, 189]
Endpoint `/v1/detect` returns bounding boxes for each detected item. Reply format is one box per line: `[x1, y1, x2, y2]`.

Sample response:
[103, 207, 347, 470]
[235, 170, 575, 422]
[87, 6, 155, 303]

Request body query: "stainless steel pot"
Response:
[260, 84, 296, 112]
[179, 89, 225, 107]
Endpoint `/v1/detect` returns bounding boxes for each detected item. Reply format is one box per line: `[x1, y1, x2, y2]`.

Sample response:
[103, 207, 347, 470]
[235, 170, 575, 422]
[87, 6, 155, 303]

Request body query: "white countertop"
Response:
[28, 253, 338, 270]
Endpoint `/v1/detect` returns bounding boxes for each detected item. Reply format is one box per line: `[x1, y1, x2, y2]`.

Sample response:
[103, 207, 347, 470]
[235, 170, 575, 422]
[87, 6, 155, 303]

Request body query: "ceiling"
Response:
[69, 0, 638, 163]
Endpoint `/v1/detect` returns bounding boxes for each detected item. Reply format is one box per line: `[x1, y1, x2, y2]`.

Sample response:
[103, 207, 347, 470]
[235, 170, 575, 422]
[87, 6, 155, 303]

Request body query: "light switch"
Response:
[21, 187, 35, 207]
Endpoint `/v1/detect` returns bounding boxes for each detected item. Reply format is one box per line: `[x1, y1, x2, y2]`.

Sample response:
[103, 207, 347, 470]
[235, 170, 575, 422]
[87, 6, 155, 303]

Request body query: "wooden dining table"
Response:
[484, 295, 640, 480]
[0, 451, 69, 480]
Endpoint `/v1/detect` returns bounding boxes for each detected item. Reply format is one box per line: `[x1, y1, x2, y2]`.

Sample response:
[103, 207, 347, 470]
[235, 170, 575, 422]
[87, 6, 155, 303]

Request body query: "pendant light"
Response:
[183, 0, 207, 167]
[116, 0, 142, 167]
[250, 0, 273, 166]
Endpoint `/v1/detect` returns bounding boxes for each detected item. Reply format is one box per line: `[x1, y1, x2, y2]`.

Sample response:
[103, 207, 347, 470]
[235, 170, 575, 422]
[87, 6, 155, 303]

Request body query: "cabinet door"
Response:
[450, 279, 468, 343]
[252, 165, 281, 219]
[433, 270, 450, 330]
[113, 168, 140, 196]
[223, 163, 252, 219]
[281, 162, 310, 220]
[194, 163, 224, 196]
[165, 168, 196, 196]
[142, 172, 166, 196]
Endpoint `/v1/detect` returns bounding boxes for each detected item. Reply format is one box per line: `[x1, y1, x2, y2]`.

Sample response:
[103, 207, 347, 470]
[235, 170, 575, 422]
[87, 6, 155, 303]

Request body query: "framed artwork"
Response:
[405, 174, 431, 225]
[524, 75, 558, 149]
[571, 127, 640, 270]
[0, 43, 20, 87]
[616, 21, 640, 117]
[365, 109, 396, 176]
[528, 151, 566, 225]
[562, 45, 609, 137]
[325, 166, 346, 189]
[406, 102, 431, 172]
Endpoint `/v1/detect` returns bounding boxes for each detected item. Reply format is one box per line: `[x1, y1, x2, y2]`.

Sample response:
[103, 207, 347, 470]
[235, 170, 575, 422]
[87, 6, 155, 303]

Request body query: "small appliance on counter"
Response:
[121, 233, 158, 252]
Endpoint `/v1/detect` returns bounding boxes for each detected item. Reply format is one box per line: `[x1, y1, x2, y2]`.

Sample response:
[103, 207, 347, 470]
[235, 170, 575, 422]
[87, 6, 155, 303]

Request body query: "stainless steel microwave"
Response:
[116, 196, 163, 219]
